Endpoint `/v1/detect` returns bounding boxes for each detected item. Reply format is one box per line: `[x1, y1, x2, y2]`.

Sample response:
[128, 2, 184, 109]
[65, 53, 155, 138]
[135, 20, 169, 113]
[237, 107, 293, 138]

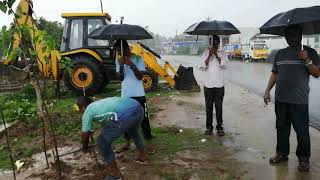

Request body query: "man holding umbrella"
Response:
[261, 6, 320, 172]
[89, 22, 154, 154]
[114, 39, 153, 153]
[201, 35, 229, 136]
[184, 20, 240, 136]
[263, 25, 320, 171]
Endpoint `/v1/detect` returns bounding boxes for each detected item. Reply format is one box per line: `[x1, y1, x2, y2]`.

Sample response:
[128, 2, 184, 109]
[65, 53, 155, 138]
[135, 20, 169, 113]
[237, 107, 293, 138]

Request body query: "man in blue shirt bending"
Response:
[78, 96, 148, 180]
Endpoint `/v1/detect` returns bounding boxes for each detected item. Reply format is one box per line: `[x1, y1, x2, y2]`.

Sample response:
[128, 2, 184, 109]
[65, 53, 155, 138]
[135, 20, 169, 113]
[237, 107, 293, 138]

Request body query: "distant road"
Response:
[163, 55, 320, 131]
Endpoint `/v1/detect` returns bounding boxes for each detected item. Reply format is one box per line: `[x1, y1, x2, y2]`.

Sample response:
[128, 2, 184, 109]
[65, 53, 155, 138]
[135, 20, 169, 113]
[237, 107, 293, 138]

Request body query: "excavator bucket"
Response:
[0, 63, 28, 92]
[0, 63, 28, 81]
[132, 42, 200, 92]
[174, 65, 200, 92]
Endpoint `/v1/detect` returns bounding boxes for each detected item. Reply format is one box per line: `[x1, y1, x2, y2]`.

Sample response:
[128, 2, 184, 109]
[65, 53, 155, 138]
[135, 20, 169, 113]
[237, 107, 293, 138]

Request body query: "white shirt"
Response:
[201, 50, 228, 88]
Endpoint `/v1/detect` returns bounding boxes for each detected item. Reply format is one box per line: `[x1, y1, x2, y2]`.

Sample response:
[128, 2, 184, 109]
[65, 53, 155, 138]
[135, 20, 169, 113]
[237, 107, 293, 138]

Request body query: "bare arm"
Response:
[129, 64, 143, 80]
[306, 63, 320, 78]
[299, 50, 320, 78]
[117, 65, 125, 81]
[205, 49, 214, 66]
[263, 72, 277, 105]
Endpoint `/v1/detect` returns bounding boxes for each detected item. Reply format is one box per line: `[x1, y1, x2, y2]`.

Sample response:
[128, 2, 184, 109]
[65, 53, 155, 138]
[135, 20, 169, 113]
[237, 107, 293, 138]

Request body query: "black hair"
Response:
[284, 25, 303, 35]
[209, 35, 220, 46]
[209, 35, 220, 43]
[114, 39, 129, 50]
[77, 96, 94, 109]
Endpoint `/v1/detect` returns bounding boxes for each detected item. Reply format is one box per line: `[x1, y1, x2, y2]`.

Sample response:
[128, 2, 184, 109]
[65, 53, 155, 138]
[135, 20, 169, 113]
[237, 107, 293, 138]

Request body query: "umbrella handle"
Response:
[301, 44, 304, 51]
[121, 40, 124, 57]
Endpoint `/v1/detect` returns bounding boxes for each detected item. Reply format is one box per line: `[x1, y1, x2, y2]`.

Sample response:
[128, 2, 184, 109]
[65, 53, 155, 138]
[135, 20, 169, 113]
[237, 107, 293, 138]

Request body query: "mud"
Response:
[152, 81, 320, 180]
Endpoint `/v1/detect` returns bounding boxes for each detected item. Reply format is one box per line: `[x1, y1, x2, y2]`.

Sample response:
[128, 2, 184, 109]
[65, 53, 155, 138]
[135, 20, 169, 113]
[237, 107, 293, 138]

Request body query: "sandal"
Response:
[298, 161, 310, 172]
[205, 129, 212, 135]
[134, 158, 149, 165]
[104, 175, 122, 180]
[269, 154, 288, 165]
[216, 128, 225, 137]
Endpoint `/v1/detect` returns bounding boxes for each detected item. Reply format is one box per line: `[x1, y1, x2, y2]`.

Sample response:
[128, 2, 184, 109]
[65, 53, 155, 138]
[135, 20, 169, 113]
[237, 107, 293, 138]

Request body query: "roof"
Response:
[173, 41, 204, 47]
[61, 13, 111, 20]
[250, 33, 280, 40]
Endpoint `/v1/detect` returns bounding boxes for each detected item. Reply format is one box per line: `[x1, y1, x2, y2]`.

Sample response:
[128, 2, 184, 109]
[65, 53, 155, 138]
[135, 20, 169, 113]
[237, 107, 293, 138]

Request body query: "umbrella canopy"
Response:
[88, 24, 153, 40]
[260, 6, 320, 36]
[184, 20, 240, 35]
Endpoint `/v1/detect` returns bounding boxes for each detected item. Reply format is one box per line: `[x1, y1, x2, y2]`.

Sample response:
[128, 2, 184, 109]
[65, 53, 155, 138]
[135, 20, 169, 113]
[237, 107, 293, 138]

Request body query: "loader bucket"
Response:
[0, 63, 28, 81]
[174, 65, 200, 92]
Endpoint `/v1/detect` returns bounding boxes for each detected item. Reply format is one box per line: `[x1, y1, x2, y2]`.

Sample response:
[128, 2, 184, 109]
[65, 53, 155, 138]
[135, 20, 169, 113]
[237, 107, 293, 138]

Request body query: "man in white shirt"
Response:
[202, 35, 228, 136]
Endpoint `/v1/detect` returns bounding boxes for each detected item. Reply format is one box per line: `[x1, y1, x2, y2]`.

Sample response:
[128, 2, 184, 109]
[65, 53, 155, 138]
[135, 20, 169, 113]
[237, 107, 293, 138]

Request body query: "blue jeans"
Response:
[97, 106, 144, 163]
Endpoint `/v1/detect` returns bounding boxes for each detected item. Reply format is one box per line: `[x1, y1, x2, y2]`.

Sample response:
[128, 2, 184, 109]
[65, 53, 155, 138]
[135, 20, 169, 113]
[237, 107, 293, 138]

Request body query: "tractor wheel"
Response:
[142, 69, 158, 92]
[64, 57, 106, 95]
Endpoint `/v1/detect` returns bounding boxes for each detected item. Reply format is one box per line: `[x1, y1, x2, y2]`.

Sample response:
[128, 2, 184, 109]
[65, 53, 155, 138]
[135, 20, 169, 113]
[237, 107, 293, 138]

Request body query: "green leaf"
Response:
[29, 48, 36, 56]
[0, 2, 8, 13]
[7, 0, 15, 8]
[15, 6, 22, 18]
[42, 46, 47, 53]
[8, 9, 13, 15]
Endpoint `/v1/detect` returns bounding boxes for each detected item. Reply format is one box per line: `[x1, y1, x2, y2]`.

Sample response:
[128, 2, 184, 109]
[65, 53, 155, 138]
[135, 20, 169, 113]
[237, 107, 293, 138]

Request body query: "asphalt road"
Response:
[163, 55, 320, 130]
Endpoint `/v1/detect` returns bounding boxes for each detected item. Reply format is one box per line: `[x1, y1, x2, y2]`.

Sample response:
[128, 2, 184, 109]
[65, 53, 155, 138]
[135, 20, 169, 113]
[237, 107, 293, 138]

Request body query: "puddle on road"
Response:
[152, 82, 320, 180]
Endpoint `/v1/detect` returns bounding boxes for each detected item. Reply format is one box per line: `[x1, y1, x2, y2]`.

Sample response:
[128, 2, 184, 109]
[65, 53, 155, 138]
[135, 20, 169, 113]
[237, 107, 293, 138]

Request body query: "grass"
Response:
[0, 82, 244, 179]
[0, 81, 174, 170]
[151, 127, 220, 159]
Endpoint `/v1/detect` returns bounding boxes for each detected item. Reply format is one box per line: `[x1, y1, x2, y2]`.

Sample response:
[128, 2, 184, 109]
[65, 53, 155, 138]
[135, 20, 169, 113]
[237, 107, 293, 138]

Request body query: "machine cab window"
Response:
[69, 19, 84, 50]
[87, 19, 110, 47]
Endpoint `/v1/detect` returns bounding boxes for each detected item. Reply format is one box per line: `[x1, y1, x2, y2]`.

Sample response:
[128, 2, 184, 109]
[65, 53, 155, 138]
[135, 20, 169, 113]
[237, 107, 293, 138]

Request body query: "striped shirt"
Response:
[272, 46, 320, 104]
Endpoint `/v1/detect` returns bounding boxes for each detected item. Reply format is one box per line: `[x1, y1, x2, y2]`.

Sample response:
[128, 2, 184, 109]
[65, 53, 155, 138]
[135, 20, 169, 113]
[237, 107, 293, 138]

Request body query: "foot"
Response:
[269, 154, 288, 165]
[136, 148, 149, 164]
[216, 127, 225, 137]
[106, 161, 122, 179]
[134, 157, 149, 165]
[298, 161, 310, 172]
[205, 129, 212, 135]
[146, 140, 155, 154]
[105, 175, 122, 180]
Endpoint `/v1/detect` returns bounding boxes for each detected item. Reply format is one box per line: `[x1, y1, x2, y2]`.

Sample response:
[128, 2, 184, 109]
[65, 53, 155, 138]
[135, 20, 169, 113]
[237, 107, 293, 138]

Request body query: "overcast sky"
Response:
[1, 0, 319, 37]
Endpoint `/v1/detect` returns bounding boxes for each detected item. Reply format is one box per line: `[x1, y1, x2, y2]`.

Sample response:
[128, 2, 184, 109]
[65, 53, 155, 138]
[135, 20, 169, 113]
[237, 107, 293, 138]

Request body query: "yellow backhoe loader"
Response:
[1, 0, 199, 94]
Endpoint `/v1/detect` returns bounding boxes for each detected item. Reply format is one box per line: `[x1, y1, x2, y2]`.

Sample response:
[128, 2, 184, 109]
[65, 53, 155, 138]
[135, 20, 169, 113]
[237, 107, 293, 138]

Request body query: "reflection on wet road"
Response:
[163, 55, 320, 130]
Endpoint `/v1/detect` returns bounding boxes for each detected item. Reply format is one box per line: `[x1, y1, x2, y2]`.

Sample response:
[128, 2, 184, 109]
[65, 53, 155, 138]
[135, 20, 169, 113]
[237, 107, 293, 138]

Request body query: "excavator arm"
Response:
[130, 43, 177, 87]
[2, 0, 60, 80]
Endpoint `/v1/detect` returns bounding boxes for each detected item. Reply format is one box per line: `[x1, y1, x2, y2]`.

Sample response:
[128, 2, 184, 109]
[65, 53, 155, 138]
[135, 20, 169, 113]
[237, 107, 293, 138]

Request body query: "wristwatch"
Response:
[305, 60, 313, 67]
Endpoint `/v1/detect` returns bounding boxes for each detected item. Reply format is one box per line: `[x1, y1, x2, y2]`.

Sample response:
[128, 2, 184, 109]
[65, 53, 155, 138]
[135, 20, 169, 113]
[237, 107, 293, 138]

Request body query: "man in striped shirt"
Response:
[264, 25, 320, 172]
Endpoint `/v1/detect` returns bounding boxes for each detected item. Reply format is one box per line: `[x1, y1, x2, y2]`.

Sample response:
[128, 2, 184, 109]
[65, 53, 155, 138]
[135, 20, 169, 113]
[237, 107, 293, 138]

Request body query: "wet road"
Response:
[163, 55, 320, 131]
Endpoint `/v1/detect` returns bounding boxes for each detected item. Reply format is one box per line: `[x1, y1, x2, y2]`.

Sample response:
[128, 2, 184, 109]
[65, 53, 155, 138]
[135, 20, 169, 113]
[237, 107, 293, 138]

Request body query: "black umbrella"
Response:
[88, 23, 153, 56]
[88, 24, 153, 40]
[260, 6, 320, 36]
[184, 20, 240, 35]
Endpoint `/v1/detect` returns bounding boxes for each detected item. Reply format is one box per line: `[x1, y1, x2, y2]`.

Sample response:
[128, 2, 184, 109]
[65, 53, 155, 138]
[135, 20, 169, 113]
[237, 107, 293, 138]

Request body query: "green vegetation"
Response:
[0, 82, 173, 169]
[151, 127, 219, 159]
[37, 17, 63, 50]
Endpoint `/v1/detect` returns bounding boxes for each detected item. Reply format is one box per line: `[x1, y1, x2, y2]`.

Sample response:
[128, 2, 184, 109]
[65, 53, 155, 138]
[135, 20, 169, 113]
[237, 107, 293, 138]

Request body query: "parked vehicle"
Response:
[249, 41, 268, 61]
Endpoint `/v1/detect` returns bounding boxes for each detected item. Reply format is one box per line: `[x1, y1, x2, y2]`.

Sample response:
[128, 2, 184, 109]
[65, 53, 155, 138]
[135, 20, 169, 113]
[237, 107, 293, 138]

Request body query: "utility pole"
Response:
[120, 16, 124, 24]
[100, 0, 103, 13]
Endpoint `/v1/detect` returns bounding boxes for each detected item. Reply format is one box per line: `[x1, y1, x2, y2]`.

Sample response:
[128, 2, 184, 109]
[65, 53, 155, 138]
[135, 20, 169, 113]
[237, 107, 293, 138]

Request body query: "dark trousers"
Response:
[275, 101, 310, 161]
[97, 106, 144, 163]
[204, 86, 225, 131]
[124, 96, 152, 141]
